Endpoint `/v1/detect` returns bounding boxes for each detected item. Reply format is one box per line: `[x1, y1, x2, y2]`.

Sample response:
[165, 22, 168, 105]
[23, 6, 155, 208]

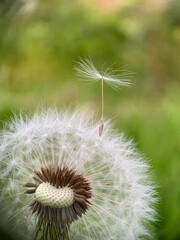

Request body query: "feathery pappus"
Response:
[0, 108, 157, 239]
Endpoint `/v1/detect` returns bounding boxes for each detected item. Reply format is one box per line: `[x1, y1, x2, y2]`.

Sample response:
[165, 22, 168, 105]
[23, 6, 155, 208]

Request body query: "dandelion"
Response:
[0, 58, 156, 239]
[0, 108, 157, 240]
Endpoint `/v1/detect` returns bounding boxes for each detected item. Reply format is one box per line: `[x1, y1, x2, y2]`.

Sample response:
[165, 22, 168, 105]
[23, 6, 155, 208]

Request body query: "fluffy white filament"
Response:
[0, 108, 157, 239]
[74, 58, 131, 90]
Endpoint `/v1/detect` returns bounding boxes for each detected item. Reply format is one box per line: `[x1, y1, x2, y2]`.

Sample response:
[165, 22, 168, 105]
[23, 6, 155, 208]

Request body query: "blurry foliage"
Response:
[0, 0, 180, 239]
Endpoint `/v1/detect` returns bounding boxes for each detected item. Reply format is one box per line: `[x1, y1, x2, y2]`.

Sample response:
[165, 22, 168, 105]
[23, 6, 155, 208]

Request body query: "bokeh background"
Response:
[0, 0, 179, 239]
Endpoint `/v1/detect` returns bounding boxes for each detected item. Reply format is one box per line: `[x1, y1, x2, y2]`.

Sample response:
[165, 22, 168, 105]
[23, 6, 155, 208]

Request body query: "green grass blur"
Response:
[0, 0, 180, 239]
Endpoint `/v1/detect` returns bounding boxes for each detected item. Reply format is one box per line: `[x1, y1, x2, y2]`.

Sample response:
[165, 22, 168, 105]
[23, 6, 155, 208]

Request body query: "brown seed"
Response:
[25, 165, 92, 226]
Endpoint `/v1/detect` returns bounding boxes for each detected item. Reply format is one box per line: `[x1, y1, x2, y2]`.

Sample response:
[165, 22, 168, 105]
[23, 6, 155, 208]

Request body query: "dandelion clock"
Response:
[0, 59, 157, 240]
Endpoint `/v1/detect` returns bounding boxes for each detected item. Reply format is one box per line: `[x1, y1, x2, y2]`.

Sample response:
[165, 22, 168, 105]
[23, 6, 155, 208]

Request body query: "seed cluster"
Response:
[24, 166, 92, 225]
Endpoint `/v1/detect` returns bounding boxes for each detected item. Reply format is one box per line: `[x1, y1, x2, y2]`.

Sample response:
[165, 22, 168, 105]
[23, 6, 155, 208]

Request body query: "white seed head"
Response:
[35, 183, 74, 208]
[0, 108, 157, 240]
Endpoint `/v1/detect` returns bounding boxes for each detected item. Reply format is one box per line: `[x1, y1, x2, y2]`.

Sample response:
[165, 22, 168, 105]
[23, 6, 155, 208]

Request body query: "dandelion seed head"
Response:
[0, 108, 157, 239]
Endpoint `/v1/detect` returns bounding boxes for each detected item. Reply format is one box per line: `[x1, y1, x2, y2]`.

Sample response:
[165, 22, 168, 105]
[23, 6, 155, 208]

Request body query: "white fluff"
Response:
[0, 108, 157, 239]
[75, 58, 131, 90]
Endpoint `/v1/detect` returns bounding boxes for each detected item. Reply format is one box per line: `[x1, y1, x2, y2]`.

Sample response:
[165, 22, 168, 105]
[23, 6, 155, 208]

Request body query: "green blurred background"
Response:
[0, 0, 179, 239]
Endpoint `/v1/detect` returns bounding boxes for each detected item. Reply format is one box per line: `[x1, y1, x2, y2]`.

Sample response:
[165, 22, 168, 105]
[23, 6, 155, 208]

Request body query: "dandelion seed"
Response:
[75, 58, 132, 131]
[0, 108, 157, 240]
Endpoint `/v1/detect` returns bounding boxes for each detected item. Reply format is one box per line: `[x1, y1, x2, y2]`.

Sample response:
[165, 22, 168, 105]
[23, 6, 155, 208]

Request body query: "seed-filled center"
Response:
[24, 166, 92, 225]
[35, 182, 74, 208]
